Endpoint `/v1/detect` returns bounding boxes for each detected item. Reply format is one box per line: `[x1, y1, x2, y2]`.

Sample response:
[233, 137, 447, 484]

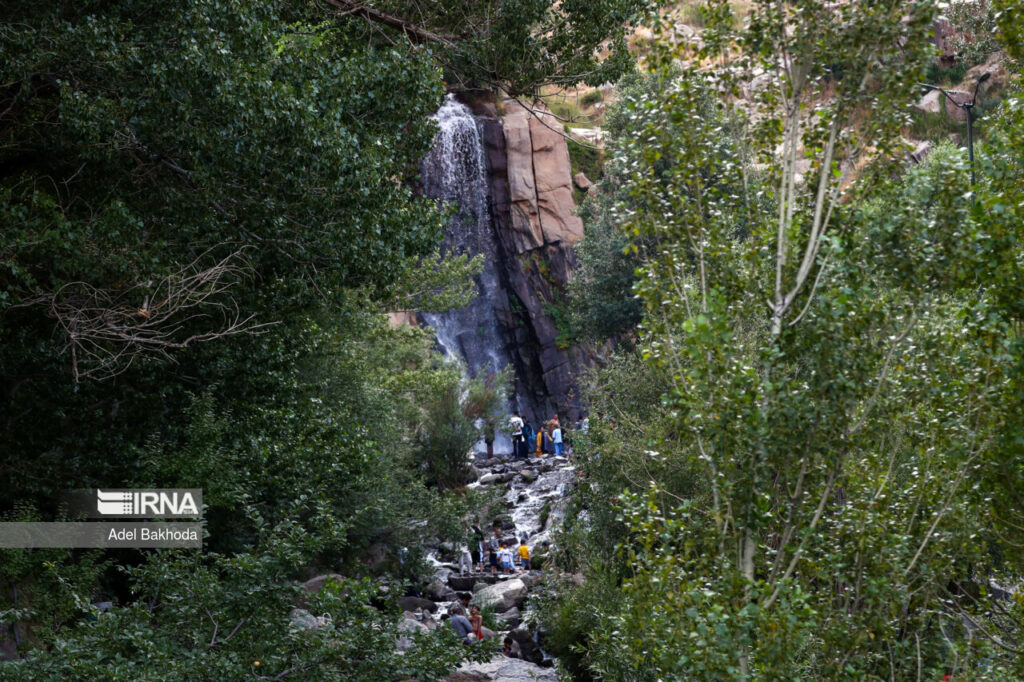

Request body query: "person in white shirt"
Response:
[552, 426, 563, 457]
[509, 411, 525, 458]
[499, 544, 515, 572]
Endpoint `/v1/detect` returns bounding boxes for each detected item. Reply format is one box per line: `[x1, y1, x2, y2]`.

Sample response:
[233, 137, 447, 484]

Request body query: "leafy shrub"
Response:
[945, 0, 999, 67]
[581, 89, 604, 107]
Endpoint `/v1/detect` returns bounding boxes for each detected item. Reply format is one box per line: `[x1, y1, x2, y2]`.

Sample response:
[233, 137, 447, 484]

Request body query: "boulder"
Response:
[403, 610, 438, 631]
[743, 70, 775, 99]
[963, 52, 1011, 100]
[519, 572, 543, 589]
[426, 580, 457, 602]
[301, 573, 344, 594]
[471, 578, 527, 612]
[908, 140, 932, 165]
[508, 627, 544, 665]
[479, 472, 516, 485]
[914, 88, 969, 123]
[572, 172, 592, 191]
[448, 575, 478, 591]
[289, 608, 331, 631]
[446, 657, 558, 682]
[398, 596, 437, 613]
[914, 88, 942, 115]
[496, 606, 522, 628]
[397, 617, 430, 653]
[519, 469, 537, 483]
[399, 617, 430, 635]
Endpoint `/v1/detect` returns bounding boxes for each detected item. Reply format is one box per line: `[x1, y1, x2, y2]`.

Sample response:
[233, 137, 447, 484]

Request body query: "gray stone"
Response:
[508, 627, 544, 665]
[471, 578, 527, 612]
[300, 573, 344, 594]
[289, 608, 330, 631]
[426, 580, 457, 602]
[448, 575, 478, 591]
[496, 606, 522, 628]
[398, 596, 437, 613]
[908, 140, 932, 165]
[963, 52, 1011, 100]
[519, 572, 543, 589]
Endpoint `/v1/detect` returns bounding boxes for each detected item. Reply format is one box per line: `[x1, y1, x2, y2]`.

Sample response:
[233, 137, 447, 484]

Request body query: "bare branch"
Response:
[15, 248, 277, 381]
[320, 0, 458, 46]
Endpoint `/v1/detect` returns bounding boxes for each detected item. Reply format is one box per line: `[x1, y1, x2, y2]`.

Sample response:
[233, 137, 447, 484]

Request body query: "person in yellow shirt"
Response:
[517, 539, 531, 571]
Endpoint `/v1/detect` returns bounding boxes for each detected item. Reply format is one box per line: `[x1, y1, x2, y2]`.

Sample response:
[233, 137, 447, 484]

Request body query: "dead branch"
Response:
[16, 248, 277, 382]
[320, 0, 458, 46]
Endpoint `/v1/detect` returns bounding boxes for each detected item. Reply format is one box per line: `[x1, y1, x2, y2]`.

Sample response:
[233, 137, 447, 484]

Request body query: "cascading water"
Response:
[420, 95, 515, 454]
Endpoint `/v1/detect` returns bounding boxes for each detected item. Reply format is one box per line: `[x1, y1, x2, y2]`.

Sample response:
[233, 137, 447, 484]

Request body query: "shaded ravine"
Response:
[406, 452, 575, 681]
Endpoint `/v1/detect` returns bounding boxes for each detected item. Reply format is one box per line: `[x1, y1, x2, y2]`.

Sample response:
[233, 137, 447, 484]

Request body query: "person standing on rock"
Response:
[509, 411, 525, 458]
[552, 423, 563, 457]
[499, 543, 515, 573]
[517, 538, 531, 571]
[471, 522, 485, 573]
[535, 424, 544, 458]
[488, 532, 500, 576]
[522, 422, 534, 459]
[458, 544, 473, 576]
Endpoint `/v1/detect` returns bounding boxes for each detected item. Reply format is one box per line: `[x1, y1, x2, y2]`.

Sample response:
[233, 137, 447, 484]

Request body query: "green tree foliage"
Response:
[0, 0, 641, 674]
[325, 0, 659, 95]
[415, 367, 509, 489]
[544, 1, 1024, 679]
[568, 70, 675, 344]
[945, 0, 1001, 67]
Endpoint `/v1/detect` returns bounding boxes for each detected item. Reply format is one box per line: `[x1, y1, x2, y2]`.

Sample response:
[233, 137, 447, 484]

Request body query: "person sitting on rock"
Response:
[448, 606, 476, 644]
[517, 539, 531, 571]
[470, 606, 484, 642]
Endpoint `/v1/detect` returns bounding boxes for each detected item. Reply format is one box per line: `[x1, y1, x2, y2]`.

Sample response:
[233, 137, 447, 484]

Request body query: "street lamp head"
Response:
[978, 72, 991, 84]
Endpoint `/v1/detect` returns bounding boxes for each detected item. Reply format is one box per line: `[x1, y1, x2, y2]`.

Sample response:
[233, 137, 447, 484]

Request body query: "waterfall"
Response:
[420, 95, 514, 455]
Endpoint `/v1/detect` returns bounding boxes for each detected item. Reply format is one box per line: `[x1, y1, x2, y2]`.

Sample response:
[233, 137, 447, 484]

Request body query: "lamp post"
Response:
[919, 72, 991, 203]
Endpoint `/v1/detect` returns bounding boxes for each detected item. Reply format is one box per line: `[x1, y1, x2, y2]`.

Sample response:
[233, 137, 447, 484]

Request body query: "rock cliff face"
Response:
[467, 96, 593, 426]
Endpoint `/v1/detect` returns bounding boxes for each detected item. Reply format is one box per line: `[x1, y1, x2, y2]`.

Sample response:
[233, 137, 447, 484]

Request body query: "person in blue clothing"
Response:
[552, 424, 563, 457]
[521, 422, 534, 459]
[448, 606, 476, 644]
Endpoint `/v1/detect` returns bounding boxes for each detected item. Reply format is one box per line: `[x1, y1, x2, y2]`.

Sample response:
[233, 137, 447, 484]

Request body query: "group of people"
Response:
[462, 522, 533, 576]
[447, 604, 485, 644]
[508, 411, 570, 459]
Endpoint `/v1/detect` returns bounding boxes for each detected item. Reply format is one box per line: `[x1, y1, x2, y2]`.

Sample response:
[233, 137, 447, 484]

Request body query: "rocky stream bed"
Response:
[409, 452, 575, 681]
